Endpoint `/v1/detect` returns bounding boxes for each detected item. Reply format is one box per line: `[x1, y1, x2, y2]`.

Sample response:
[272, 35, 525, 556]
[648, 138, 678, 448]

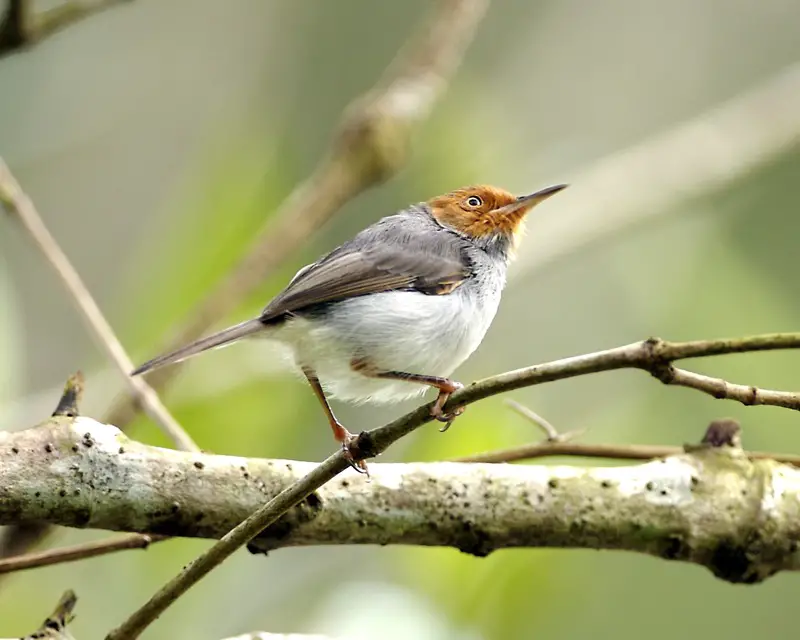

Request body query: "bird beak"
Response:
[494, 184, 568, 218]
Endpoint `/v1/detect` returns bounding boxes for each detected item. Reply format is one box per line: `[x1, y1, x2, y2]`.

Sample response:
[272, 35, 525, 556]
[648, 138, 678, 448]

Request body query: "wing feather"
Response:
[260, 244, 470, 321]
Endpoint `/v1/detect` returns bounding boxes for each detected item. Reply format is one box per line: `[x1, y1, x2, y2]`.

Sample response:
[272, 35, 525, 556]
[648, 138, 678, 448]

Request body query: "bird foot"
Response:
[431, 382, 465, 432]
[334, 423, 369, 475]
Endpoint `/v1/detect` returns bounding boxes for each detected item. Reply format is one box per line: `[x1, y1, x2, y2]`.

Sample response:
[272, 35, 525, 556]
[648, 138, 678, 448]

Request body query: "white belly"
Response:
[271, 287, 501, 404]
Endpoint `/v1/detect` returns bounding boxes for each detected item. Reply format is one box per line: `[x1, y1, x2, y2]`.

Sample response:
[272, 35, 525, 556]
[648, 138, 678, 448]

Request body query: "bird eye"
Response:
[466, 196, 483, 207]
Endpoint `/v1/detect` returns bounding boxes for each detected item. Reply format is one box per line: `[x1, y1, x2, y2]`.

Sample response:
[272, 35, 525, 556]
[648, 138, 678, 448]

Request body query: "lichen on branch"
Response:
[2, 414, 800, 585]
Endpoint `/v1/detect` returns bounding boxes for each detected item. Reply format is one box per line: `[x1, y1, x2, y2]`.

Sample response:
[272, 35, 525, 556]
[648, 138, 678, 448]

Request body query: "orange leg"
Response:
[302, 367, 368, 474]
[352, 359, 466, 432]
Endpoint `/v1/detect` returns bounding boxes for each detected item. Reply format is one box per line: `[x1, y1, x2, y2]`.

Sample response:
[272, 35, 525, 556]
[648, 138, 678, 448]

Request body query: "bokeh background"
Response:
[2, 0, 800, 637]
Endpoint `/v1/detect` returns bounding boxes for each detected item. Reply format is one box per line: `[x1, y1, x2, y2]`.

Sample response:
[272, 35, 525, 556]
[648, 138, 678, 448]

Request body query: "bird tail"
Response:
[131, 318, 264, 376]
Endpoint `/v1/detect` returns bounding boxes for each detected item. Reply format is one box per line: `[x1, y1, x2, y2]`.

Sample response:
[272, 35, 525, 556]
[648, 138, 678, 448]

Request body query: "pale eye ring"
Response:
[466, 195, 482, 207]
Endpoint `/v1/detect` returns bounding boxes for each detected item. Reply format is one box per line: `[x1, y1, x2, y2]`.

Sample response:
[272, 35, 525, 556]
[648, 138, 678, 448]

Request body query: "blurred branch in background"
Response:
[0, 158, 198, 453]
[105, 0, 490, 429]
[0, 0, 129, 56]
[502, 398, 587, 443]
[454, 404, 800, 464]
[514, 61, 800, 279]
[0, 532, 166, 575]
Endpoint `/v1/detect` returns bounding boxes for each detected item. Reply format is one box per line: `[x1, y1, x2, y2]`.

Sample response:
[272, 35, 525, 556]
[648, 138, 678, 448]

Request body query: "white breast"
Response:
[272, 282, 502, 404]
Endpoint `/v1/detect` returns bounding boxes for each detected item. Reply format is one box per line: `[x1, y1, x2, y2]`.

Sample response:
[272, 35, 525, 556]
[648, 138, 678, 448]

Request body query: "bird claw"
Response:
[435, 406, 465, 432]
[431, 382, 465, 432]
[341, 433, 369, 476]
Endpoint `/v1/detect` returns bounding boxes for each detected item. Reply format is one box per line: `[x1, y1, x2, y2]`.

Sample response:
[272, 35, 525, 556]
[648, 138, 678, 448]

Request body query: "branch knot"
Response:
[335, 100, 411, 185]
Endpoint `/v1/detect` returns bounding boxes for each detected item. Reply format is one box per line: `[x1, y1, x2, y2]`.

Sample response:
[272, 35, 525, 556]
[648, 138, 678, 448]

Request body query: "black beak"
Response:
[494, 184, 568, 216]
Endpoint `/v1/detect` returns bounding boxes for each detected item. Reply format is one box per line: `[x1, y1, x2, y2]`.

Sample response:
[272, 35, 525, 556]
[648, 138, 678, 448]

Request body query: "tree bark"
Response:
[2, 414, 799, 584]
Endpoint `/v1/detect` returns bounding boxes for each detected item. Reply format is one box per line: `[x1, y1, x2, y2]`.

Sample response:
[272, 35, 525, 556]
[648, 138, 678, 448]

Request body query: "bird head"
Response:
[428, 183, 567, 256]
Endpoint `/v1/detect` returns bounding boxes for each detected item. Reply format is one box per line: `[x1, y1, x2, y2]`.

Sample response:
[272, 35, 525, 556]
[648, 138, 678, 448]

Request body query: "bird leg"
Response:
[302, 367, 368, 474]
[351, 359, 465, 432]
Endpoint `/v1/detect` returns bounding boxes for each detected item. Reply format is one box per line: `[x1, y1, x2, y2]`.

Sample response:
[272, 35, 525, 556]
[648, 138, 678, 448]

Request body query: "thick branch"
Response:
[2, 416, 800, 586]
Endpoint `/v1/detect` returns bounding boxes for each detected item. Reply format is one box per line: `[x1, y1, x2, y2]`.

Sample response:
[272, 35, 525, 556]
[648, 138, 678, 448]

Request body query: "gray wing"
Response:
[260, 211, 471, 321]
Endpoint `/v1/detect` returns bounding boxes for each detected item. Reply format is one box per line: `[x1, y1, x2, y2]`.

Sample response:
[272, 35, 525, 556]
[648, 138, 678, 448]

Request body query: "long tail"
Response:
[131, 318, 264, 376]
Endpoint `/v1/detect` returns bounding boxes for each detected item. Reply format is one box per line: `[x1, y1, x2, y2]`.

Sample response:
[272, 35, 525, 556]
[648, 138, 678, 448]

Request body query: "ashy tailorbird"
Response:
[132, 184, 567, 471]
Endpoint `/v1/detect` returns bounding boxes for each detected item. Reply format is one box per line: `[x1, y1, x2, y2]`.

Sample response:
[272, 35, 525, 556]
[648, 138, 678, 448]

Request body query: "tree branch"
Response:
[451, 333, 800, 411]
[454, 438, 800, 466]
[0, 532, 165, 575]
[7, 432, 800, 576]
[0, 330, 795, 636]
[0, 0, 130, 57]
[2, 413, 800, 589]
[0, 329, 792, 637]
[455, 402, 800, 465]
[0, 157, 198, 453]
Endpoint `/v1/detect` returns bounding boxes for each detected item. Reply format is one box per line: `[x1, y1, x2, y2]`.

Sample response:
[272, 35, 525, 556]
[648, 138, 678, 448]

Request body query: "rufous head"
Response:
[428, 183, 567, 254]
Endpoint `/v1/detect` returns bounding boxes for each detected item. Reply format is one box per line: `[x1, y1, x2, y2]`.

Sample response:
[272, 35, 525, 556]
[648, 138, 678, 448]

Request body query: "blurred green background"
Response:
[2, 0, 800, 637]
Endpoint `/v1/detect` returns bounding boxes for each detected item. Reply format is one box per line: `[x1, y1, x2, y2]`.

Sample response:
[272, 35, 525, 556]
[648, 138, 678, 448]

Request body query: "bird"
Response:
[131, 183, 567, 472]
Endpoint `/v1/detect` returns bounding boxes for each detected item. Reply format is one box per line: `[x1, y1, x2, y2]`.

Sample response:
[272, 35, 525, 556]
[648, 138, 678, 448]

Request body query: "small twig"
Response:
[0, 158, 198, 453]
[454, 440, 686, 464]
[456, 416, 788, 465]
[362, 333, 800, 458]
[504, 399, 585, 442]
[663, 365, 800, 409]
[504, 399, 559, 439]
[452, 439, 800, 466]
[0, 0, 130, 56]
[0, 0, 28, 52]
[457, 334, 800, 411]
[0, 534, 166, 575]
